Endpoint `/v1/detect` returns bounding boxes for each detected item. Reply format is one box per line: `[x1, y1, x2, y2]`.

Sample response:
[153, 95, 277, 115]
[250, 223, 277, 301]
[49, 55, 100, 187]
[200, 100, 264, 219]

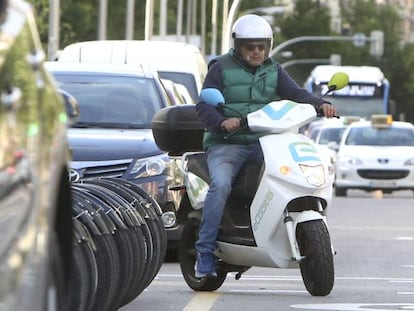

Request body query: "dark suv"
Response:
[45, 61, 184, 253]
[0, 1, 73, 310]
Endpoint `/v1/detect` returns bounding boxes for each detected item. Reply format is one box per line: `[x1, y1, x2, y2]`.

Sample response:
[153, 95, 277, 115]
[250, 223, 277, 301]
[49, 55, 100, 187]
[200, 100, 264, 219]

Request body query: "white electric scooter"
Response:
[177, 72, 349, 296]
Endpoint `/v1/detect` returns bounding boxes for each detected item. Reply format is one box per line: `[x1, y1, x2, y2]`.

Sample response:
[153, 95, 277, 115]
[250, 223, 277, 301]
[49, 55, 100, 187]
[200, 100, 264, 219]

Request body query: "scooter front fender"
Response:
[292, 210, 325, 245]
[293, 210, 324, 229]
[294, 209, 326, 248]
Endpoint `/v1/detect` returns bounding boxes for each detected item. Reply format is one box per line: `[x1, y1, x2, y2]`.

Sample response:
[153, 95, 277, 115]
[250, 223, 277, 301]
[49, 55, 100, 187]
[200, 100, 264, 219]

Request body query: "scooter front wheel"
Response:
[179, 217, 227, 291]
[296, 219, 334, 296]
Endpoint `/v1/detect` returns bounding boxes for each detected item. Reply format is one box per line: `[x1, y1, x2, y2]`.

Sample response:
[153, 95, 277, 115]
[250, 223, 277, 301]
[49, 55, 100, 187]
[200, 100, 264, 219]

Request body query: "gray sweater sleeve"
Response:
[195, 62, 226, 132]
[276, 66, 329, 109]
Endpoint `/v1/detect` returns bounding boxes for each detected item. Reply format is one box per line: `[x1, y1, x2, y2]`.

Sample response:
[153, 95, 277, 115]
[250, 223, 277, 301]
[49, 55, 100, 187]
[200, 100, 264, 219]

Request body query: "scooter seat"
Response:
[187, 153, 210, 183]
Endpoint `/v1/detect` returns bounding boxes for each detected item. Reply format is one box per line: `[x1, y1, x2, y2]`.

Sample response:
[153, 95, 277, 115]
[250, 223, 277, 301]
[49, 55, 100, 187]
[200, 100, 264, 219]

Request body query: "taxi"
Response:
[334, 115, 414, 196]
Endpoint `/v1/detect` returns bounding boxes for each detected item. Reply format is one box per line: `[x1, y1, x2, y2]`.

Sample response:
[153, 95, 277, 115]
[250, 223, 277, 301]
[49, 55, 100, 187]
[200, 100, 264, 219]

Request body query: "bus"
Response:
[305, 65, 392, 119]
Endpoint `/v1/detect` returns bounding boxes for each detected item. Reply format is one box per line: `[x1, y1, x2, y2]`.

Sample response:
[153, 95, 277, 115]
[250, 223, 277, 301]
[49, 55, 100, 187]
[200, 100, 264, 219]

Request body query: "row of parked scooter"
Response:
[68, 177, 167, 311]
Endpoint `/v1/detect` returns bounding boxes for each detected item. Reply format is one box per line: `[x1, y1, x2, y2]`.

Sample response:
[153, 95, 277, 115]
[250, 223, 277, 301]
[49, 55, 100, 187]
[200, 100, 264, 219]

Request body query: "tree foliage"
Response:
[28, 0, 414, 121]
[275, 0, 334, 82]
[339, 0, 411, 120]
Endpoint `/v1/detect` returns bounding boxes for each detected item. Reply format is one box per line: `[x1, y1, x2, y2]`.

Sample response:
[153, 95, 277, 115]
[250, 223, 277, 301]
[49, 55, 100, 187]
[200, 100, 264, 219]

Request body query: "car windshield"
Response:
[318, 127, 345, 144]
[53, 73, 164, 129]
[345, 126, 414, 146]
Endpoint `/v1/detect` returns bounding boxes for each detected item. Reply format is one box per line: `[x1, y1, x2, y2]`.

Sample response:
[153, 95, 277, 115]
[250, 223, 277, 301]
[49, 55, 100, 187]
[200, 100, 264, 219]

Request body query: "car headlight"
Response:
[161, 211, 177, 228]
[299, 164, 325, 187]
[130, 154, 169, 178]
[337, 155, 362, 165]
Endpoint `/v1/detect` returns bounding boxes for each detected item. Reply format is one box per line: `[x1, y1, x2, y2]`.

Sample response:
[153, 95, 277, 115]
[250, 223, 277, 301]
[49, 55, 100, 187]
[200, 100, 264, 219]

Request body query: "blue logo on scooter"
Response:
[289, 142, 320, 162]
[262, 101, 297, 120]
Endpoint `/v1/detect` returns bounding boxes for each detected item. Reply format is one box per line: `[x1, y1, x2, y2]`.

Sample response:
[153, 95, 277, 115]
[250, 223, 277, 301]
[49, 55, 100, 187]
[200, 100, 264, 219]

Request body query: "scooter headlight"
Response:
[299, 164, 325, 187]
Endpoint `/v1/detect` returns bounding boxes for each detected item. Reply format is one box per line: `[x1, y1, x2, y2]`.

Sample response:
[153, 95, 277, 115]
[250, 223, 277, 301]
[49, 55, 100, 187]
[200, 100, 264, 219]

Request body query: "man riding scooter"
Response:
[194, 14, 337, 278]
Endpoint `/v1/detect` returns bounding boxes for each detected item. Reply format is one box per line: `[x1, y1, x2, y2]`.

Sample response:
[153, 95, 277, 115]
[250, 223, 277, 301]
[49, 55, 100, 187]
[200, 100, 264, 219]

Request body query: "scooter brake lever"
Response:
[316, 113, 340, 119]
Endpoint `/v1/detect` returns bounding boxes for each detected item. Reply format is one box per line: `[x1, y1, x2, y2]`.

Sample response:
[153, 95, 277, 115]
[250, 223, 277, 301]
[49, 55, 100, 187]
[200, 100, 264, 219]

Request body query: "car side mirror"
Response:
[327, 141, 339, 152]
[58, 89, 79, 124]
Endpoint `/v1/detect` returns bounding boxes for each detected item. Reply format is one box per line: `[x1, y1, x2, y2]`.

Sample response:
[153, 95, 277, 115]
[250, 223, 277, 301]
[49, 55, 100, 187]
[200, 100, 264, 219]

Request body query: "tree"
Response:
[273, 0, 412, 121]
[28, 0, 414, 121]
[340, 0, 413, 120]
[275, 0, 335, 83]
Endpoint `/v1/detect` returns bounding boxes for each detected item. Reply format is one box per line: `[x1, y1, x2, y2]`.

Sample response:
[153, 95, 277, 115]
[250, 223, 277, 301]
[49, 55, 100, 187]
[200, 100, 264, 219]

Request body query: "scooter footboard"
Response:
[216, 242, 299, 268]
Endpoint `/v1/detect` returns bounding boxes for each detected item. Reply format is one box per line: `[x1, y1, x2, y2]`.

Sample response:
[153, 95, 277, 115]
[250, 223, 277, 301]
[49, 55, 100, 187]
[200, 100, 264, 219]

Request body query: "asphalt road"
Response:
[121, 190, 414, 311]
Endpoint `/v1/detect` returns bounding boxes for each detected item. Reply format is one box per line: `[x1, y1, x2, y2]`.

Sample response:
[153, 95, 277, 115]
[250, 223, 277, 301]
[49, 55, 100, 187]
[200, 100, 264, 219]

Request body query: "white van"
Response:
[57, 40, 207, 102]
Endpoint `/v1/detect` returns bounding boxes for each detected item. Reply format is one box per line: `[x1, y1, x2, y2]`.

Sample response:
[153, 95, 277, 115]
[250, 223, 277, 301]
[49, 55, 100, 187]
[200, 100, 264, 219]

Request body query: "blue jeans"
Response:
[195, 143, 263, 254]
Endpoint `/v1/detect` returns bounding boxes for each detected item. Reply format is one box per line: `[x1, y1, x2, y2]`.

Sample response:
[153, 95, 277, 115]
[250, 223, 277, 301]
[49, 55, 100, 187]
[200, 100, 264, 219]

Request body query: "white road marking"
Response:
[157, 274, 414, 283]
[332, 226, 414, 232]
[396, 236, 414, 240]
[291, 303, 414, 310]
[230, 289, 307, 294]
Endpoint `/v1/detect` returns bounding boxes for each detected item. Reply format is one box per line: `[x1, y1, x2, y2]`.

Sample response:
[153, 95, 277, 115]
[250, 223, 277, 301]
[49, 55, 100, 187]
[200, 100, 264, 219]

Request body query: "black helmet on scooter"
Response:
[231, 14, 273, 57]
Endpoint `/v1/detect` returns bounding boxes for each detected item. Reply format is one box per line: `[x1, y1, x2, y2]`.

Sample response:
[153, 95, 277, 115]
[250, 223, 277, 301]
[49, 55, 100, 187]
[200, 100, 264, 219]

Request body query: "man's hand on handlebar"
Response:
[319, 103, 337, 118]
[221, 117, 241, 132]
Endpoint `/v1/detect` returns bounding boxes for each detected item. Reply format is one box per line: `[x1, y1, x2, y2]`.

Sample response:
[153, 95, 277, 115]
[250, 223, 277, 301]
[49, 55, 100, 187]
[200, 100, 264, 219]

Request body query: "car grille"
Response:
[82, 163, 130, 179]
[357, 169, 409, 180]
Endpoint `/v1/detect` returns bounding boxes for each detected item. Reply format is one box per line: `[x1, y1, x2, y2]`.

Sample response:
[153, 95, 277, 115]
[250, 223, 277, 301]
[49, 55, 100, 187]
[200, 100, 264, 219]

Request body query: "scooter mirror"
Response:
[199, 88, 225, 107]
[327, 72, 349, 91]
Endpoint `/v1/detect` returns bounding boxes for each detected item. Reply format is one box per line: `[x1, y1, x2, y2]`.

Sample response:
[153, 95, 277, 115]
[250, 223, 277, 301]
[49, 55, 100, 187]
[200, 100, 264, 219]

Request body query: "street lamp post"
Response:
[281, 58, 331, 69]
[126, 0, 135, 40]
[98, 0, 107, 40]
[221, 0, 241, 54]
[48, 0, 59, 60]
[145, 0, 154, 40]
[270, 32, 384, 58]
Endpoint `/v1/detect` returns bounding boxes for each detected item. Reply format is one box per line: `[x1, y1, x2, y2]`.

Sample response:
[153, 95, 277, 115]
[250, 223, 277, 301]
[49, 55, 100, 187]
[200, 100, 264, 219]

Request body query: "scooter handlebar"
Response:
[223, 118, 248, 140]
[316, 106, 340, 119]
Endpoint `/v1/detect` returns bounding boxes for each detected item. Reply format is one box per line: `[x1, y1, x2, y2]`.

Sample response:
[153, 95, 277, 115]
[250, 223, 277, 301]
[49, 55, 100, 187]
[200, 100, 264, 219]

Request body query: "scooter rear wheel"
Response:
[179, 218, 227, 291]
[296, 219, 334, 296]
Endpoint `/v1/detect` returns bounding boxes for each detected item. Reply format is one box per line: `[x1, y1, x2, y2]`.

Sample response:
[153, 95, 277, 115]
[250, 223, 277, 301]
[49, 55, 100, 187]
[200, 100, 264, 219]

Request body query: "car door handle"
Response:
[1, 87, 22, 110]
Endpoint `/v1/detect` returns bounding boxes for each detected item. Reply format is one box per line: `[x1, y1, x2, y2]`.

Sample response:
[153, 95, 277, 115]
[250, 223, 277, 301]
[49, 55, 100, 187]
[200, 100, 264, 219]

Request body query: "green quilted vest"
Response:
[203, 50, 279, 149]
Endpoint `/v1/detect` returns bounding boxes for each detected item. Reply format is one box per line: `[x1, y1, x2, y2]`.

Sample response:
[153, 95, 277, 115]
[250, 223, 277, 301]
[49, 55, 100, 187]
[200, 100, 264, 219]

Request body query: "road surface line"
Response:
[291, 303, 414, 310]
[230, 289, 307, 294]
[183, 292, 221, 311]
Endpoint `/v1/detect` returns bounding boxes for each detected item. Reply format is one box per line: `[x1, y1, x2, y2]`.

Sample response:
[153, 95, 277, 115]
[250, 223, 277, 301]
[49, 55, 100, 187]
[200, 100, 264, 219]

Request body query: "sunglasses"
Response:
[244, 43, 267, 51]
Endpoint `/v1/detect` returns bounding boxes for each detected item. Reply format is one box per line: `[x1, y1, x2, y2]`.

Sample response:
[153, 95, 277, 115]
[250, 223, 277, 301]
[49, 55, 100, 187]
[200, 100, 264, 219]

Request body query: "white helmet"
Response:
[231, 14, 273, 51]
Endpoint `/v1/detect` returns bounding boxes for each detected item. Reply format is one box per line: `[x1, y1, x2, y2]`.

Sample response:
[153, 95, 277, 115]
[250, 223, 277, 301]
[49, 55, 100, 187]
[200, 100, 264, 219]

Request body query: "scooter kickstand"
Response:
[235, 267, 250, 280]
